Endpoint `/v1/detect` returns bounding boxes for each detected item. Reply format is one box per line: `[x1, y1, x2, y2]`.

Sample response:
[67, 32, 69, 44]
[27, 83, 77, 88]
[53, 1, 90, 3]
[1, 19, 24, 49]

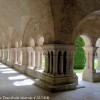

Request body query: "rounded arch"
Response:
[75, 34, 92, 47]
[22, 19, 41, 47]
[96, 38, 100, 47]
[72, 10, 100, 46]
[80, 34, 92, 47]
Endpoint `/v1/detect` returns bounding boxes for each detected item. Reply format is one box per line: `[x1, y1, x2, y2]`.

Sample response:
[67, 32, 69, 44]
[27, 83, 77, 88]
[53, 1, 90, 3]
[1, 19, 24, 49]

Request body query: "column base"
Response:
[35, 79, 77, 93]
[34, 72, 78, 92]
[6, 61, 13, 67]
[2, 59, 7, 64]
[14, 64, 27, 73]
[83, 68, 96, 82]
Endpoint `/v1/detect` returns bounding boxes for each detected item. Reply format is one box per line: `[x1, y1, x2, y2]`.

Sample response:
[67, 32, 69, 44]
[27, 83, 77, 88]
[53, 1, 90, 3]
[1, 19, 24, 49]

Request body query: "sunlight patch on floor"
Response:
[0, 65, 7, 68]
[13, 79, 34, 86]
[8, 75, 27, 80]
[0, 68, 13, 71]
[2, 70, 18, 74]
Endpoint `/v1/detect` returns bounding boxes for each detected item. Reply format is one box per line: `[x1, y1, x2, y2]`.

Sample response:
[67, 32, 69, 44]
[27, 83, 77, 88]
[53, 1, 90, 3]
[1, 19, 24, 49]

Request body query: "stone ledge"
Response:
[34, 79, 77, 93]
[39, 72, 78, 85]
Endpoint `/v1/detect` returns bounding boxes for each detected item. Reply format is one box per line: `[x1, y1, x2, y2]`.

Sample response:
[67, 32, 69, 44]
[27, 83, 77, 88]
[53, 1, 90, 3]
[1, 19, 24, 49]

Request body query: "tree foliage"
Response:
[75, 36, 85, 47]
[74, 36, 86, 69]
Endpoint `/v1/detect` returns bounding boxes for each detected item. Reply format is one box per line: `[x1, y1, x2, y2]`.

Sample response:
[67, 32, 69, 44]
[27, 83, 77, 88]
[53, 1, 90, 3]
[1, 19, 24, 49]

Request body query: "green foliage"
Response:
[74, 47, 86, 69]
[75, 36, 85, 47]
[74, 36, 86, 69]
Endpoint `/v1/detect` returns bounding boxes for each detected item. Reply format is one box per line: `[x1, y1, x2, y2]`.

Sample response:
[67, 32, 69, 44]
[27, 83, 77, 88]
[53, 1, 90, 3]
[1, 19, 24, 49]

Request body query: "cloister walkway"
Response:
[0, 63, 100, 100]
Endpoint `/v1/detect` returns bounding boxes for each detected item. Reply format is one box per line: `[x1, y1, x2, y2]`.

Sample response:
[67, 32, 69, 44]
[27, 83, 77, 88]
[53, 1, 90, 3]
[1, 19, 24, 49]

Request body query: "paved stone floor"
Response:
[0, 63, 100, 100]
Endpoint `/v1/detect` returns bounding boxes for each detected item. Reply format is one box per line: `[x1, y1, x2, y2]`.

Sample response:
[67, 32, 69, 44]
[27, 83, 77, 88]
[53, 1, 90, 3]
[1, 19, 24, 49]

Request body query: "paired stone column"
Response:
[27, 47, 35, 68]
[7, 49, 10, 61]
[21, 47, 28, 66]
[18, 48, 22, 65]
[83, 47, 97, 82]
[2, 49, 8, 63]
[14, 48, 18, 64]
[10, 48, 15, 66]
[0, 49, 2, 61]
[34, 46, 43, 70]
[35, 44, 78, 92]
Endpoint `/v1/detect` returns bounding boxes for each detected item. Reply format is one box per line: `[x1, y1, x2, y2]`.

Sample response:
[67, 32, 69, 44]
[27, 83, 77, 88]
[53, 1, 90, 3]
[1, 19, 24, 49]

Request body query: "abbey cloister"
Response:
[0, 0, 100, 99]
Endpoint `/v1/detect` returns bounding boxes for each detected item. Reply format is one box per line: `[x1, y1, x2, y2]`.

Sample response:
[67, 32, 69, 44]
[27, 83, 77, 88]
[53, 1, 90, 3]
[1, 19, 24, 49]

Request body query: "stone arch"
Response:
[80, 34, 92, 47]
[22, 19, 41, 47]
[96, 38, 100, 47]
[72, 10, 100, 46]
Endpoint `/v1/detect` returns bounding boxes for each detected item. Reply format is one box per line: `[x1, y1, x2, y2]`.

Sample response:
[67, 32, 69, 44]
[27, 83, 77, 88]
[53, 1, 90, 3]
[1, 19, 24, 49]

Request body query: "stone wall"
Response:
[50, 0, 100, 45]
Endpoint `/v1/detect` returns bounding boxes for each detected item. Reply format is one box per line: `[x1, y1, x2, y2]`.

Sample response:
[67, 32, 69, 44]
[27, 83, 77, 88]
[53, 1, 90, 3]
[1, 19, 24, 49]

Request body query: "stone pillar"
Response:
[34, 46, 43, 70]
[31, 51, 35, 67]
[21, 47, 28, 66]
[14, 48, 18, 64]
[28, 52, 31, 67]
[10, 48, 15, 67]
[66, 47, 75, 75]
[7, 49, 10, 61]
[2, 49, 7, 63]
[27, 47, 35, 68]
[18, 48, 22, 65]
[35, 44, 78, 92]
[83, 47, 97, 82]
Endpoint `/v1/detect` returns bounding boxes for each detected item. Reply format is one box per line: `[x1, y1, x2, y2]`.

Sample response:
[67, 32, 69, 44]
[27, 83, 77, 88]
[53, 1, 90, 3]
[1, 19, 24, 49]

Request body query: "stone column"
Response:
[2, 49, 8, 63]
[35, 44, 78, 92]
[0, 49, 2, 61]
[2, 49, 4, 60]
[10, 48, 15, 66]
[21, 47, 28, 66]
[83, 47, 97, 82]
[31, 51, 35, 67]
[7, 49, 10, 61]
[66, 46, 75, 75]
[28, 52, 31, 67]
[14, 48, 18, 64]
[18, 48, 22, 65]
[34, 46, 43, 70]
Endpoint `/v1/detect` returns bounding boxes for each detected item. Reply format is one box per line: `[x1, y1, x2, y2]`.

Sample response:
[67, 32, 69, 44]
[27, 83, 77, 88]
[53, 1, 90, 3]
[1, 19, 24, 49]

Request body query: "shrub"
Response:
[74, 36, 86, 69]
